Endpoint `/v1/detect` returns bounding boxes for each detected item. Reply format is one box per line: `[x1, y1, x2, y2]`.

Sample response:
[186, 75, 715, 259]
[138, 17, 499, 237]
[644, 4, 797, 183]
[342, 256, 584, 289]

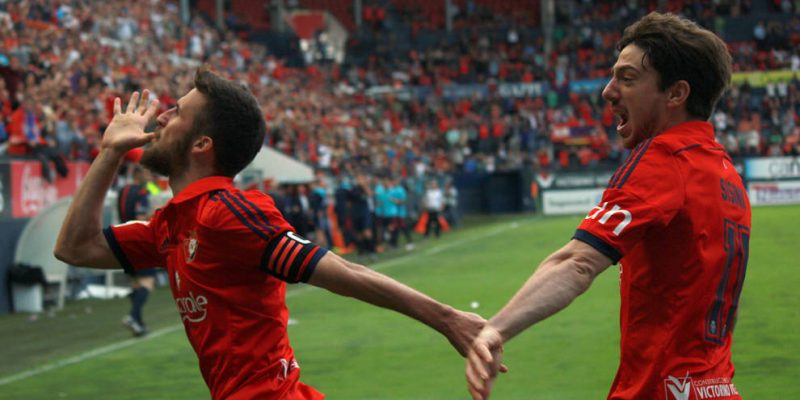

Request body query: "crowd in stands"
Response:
[1, 1, 799, 209]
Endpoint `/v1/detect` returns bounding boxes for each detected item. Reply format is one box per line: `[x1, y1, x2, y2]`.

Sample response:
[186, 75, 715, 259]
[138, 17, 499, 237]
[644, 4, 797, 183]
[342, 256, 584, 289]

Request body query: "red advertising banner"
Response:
[10, 160, 90, 219]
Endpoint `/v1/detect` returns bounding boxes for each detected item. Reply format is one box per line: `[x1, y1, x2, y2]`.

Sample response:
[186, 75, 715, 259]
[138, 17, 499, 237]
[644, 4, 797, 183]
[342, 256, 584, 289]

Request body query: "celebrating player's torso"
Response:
[576, 121, 750, 400]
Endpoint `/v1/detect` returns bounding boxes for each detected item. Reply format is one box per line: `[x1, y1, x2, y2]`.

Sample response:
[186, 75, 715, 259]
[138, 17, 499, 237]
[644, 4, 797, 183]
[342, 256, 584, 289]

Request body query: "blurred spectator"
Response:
[118, 166, 158, 337]
[443, 180, 459, 227]
[422, 180, 444, 239]
[387, 175, 414, 251]
[7, 95, 68, 181]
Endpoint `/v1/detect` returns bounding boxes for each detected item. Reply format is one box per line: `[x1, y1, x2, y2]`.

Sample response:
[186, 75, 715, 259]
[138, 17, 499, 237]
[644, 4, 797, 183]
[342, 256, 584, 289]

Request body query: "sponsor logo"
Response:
[184, 230, 198, 263]
[664, 373, 739, 400]
[20, 163, 58, 216]
[665, 372, 692, 400]
[585, 201, 632, 236]
[175, 290, 209, 323]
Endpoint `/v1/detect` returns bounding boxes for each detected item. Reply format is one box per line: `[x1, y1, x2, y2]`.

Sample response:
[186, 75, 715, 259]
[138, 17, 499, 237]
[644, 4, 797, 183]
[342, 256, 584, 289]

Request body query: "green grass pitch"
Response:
[0, 206, 798, 399]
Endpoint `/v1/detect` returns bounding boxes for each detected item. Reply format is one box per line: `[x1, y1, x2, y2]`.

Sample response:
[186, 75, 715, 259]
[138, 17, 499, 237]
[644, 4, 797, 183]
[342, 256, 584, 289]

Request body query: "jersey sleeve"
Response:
[103, 218, 162, 274]
[205, 190, 328, 283]
[574, 140, 684, 263]
[261, 231, 328, 283]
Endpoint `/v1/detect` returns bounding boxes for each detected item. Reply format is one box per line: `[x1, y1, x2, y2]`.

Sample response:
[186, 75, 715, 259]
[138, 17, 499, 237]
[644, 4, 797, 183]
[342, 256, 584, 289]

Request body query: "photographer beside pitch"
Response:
[54, 68, 484, 399]
[466, 12, 751, 400]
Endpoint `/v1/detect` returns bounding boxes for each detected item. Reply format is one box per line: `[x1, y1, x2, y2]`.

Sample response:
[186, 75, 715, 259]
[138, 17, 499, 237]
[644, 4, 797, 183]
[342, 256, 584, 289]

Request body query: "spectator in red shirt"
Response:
[7, 95, 68, 181]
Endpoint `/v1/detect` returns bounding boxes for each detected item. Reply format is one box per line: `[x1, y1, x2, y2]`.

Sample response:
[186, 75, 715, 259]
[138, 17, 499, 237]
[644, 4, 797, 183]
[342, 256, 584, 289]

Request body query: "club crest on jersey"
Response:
[184, 230, 199, 263]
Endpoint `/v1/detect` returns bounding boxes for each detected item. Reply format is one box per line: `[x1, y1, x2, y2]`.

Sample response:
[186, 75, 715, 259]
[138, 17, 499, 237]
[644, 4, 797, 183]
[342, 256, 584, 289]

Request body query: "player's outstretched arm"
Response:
[465, 239, 613, 400]
[54, 91, 159, 269]
[307, 251, 485, 356]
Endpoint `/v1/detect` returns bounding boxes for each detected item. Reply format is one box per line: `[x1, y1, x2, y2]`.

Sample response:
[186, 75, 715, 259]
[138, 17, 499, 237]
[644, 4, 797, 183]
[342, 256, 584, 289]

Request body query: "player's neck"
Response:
[168, 164, 217, 196]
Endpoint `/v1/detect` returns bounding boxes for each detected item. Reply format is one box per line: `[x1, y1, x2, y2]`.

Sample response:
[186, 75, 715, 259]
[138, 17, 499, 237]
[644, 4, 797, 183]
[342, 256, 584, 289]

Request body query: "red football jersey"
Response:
[104, 176, 327, 400]
[574, 122, 750, 400]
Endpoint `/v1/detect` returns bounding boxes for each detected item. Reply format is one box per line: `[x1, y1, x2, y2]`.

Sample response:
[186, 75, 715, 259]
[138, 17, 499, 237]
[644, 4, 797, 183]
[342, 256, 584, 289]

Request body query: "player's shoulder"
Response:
[606, 138, 682, 191]
[198, 188, 288, 233]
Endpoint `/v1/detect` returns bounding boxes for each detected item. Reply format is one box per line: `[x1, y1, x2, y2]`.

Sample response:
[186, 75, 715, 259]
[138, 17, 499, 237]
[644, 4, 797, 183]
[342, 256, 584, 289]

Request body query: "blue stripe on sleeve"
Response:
[573, 229, 622, 264]
[614, 138, 652, 189]
[234, 192, 280, 232]
[103, 227, 135, 274]
[608, 145, 640, 188]
[221, 191, 278, 236]
[217, 193, 272, 241]
[301, 247, 328, 283]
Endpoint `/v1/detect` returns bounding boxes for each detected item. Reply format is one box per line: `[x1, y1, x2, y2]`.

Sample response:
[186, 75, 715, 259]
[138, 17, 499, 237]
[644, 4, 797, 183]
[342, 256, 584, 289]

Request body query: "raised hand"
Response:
[101, 90, 159, 154]
[466, 326, 505, 400]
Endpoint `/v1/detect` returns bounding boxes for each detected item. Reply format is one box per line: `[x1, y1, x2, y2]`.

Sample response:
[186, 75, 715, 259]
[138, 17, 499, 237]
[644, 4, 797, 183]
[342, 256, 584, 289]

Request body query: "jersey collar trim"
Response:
[659, 120, 714, 139]
[169, 176, 234, 205]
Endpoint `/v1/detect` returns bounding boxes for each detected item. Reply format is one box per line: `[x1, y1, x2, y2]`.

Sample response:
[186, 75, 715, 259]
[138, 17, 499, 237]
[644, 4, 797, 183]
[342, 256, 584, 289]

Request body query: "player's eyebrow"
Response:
[611, 65, 640, 76]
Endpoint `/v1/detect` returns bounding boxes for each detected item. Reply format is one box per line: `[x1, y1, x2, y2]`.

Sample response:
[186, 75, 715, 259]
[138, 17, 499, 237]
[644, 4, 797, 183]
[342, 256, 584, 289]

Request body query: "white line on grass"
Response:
[0, 219, 527, 386]
[0, 324, 184, 386]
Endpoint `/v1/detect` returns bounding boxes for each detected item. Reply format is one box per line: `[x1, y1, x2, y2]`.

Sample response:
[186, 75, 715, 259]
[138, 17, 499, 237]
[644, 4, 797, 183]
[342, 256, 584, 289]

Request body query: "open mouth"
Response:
[615, 109, 629, 134]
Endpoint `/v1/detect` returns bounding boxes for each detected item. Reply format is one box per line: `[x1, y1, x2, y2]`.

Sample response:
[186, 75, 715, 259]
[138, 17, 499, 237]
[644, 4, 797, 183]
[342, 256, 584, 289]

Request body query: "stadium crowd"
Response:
[1, 0, 799, 247]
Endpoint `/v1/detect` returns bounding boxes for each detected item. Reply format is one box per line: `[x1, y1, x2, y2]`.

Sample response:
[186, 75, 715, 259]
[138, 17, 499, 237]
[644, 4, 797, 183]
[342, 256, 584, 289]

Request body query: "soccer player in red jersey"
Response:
[54, 68, 485, 400]
[466, 12, 750, 400]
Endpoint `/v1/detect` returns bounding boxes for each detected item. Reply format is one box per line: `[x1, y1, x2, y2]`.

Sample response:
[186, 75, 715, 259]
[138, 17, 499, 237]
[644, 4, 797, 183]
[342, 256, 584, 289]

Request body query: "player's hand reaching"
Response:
[466, 325, 506, 400]
[101, 90, 159, 154]
[442, 309, 486, 357]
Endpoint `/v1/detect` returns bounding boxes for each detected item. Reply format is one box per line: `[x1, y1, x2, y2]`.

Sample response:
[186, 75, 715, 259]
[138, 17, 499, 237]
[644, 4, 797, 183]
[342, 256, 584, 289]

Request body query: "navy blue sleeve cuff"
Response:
[300, 247, 328, 283]
[572, 229, 622, 264]
[103, 227, 135, 274]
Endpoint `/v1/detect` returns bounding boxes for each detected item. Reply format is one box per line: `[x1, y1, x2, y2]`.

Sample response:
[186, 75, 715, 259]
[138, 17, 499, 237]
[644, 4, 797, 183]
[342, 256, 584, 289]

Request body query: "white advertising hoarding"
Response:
[748, 180, 800, 206]
[542, 188, 605, 216]
[744, 157, 800, 180]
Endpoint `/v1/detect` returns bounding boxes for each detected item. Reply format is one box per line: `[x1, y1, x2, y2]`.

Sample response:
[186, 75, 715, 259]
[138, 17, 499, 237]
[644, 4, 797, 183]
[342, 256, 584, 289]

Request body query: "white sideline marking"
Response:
[0, 324, 184, 386]
[0, 220, 526, 386]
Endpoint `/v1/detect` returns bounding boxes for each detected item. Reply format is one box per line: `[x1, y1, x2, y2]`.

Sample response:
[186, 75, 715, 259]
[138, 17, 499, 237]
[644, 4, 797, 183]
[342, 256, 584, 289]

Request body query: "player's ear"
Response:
[193, 135, 213, 153]
[667, 80, 690, 109]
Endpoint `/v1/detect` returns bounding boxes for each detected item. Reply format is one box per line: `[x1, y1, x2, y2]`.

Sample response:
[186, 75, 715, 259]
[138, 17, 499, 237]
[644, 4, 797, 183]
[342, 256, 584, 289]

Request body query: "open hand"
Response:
[466, 326, 506, 400]
[101, 90, 159, 154]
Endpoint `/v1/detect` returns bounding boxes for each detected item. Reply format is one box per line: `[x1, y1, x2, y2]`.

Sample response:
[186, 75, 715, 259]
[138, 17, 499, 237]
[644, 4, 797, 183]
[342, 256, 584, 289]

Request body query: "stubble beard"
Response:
[140, 144, 173, 177]
[140, 132, 193, 177]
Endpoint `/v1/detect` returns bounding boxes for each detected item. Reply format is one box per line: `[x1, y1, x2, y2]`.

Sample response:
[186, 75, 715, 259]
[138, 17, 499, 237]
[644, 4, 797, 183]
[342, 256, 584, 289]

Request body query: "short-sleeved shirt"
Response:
[374, 184, 389, 218]
[389, 185, 408, 218]
[104, 176, 327, 400]
[574, 122, 750, 400]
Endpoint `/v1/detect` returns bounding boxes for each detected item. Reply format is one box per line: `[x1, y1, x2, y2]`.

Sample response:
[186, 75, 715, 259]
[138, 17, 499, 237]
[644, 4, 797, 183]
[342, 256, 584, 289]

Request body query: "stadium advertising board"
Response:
[542, 188, 605, 216]
[6, 160, 89, 219]
[536, 170, 615, 190]
[497, 82, 548, 98]
[744, 156, 800, 180]
[748, 180, 800, 206]
[731, 69, 798, 87]
[369, 82, 551, 101]
[569, 78, 609, 94]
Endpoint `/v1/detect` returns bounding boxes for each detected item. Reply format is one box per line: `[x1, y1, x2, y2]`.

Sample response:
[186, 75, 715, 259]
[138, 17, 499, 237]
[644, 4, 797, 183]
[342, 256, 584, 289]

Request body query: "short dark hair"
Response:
[618, 12, 732, 120]
[192, 67, 266, 177]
